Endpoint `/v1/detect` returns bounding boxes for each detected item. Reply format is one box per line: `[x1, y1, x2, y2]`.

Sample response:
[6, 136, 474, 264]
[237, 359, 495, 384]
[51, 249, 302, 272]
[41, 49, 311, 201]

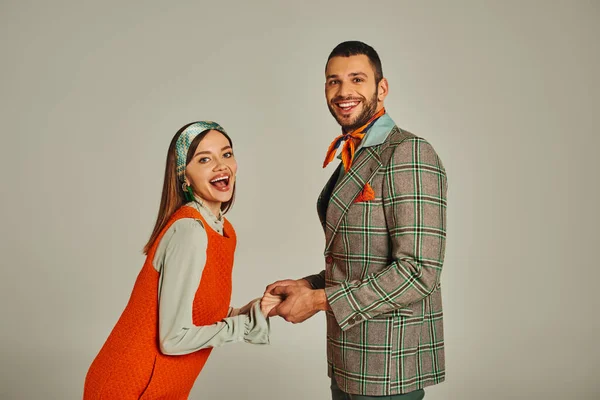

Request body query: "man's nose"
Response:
[338, 81, 353, 97]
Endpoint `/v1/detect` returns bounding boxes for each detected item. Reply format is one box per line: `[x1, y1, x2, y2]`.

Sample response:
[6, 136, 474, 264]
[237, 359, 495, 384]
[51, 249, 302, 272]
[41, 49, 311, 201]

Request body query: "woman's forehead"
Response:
[195, 130, 231, 151]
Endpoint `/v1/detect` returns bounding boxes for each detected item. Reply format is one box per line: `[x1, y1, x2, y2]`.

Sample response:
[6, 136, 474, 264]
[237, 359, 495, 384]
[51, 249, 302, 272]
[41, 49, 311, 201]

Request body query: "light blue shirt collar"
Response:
[357, 112, 395, 150]
[337, 113, 396, 160]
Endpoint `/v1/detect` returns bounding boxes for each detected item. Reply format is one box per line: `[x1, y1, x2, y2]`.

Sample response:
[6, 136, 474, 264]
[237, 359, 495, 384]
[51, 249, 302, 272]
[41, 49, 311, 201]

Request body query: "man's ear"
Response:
[377, 77, 389, 103]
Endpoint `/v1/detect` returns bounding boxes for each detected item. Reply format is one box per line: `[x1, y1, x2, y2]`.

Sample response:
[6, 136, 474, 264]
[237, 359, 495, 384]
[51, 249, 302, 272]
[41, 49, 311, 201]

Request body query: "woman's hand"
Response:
[260, 292, 283, 318]
[235, 298, 261, 316]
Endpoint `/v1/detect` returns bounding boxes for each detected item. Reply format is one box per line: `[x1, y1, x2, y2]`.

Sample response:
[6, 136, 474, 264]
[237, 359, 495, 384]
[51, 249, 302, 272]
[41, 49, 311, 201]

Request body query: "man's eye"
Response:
[223, 152, 233, 158]
[328, 80, 338, 85]
[353, 78, 363, 83]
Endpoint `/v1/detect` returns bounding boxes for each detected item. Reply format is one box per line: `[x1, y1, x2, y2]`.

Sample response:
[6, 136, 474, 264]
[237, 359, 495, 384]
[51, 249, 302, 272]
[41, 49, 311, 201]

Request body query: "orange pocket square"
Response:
[354, 183, 375, 203]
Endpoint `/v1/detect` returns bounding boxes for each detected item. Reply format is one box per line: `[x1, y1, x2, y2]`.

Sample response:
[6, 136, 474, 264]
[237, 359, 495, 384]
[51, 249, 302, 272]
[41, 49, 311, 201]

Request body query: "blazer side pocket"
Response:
[371, 308, 414, 319]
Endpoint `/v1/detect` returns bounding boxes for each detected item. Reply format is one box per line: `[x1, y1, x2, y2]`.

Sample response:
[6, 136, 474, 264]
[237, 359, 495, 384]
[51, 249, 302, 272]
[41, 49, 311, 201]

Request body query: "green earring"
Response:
[184, 184, 194, 202]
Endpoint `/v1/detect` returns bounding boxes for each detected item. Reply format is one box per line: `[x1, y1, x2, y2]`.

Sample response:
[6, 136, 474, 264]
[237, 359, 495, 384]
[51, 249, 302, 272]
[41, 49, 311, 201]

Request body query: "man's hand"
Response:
[264, 278, 312, 295]
[264, 279, 313, 318]
[268, 285, 330, 323]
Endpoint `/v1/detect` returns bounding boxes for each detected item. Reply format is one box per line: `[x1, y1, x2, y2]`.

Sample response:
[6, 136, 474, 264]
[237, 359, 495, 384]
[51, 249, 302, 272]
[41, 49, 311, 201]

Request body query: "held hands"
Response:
[234, 296, 283, 319]
[261, 279, 329, 324]
[260, 292, 283, 318]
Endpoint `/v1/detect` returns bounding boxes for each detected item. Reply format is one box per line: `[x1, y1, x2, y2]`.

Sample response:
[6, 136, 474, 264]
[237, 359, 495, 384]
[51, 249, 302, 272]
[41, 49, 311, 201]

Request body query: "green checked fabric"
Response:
[305, 124, 447, 397]
[175, 121, 227, 181]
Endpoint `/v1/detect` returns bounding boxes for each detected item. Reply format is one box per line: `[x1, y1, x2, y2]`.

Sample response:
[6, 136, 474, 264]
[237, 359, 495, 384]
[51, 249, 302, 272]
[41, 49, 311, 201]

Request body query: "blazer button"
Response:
[325, 256, 333, 264]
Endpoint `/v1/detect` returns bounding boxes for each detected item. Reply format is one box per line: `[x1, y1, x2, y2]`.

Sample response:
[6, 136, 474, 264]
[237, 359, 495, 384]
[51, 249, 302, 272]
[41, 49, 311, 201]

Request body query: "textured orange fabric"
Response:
[354, 183, 375, 203]
[323, 130, 365, 172]
[323, 107, 386, 172]
[84, 206, 237, 399]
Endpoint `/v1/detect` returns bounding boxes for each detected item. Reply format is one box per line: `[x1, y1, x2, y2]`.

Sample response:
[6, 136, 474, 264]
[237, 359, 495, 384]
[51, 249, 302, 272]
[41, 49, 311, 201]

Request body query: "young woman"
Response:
[84, 121, 280, 399]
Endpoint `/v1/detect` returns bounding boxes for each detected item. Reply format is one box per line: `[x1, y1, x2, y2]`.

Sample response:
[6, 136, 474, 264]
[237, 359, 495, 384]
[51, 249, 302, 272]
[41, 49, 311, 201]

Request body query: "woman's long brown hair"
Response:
[143, 123, 235, 254]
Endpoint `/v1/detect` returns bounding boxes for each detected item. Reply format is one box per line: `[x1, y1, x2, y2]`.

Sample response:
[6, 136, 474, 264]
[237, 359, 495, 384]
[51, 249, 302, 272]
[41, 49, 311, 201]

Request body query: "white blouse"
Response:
[152, 201, 269, 355]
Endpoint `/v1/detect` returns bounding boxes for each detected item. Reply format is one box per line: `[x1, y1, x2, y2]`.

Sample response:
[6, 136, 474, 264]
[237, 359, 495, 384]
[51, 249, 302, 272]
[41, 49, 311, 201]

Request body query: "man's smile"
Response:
[335, 99, 362, 115]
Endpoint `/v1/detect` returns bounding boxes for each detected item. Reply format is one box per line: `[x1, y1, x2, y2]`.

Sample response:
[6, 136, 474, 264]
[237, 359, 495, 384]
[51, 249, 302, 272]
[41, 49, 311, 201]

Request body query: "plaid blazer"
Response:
[305, 126, 447, 396]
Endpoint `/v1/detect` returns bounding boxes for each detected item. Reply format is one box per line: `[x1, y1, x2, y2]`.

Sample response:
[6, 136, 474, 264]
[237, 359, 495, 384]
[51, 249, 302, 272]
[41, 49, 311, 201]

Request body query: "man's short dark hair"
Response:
[326, 41, 383, 83]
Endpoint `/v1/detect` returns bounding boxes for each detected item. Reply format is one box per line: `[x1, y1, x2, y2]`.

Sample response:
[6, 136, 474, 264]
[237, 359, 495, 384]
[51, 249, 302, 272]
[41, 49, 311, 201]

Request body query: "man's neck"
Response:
[343, 105, 386, 134]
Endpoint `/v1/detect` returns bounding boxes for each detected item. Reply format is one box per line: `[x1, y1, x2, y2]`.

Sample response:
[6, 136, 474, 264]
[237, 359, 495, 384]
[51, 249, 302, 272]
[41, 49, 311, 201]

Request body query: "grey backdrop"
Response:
[1, 1, 599, 399]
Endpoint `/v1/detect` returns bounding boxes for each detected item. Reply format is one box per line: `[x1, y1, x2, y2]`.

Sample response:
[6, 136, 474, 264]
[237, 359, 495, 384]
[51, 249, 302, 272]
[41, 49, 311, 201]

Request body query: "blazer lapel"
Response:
[317, 164, 342, 231]
[324, 147, 382, 252]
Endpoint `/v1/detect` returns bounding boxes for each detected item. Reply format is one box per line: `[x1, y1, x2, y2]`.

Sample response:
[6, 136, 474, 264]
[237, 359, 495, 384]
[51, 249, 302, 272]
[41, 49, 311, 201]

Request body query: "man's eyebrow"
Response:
[326, 72, 368, 80]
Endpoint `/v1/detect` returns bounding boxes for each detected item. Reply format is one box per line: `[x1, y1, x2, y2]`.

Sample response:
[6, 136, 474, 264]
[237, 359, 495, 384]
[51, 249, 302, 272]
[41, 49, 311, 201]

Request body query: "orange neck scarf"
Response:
[323, 108, 386, 172]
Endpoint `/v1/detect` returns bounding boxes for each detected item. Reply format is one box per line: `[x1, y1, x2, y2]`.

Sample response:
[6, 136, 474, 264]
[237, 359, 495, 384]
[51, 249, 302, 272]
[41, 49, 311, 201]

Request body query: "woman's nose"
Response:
[214, 160, 227, 170]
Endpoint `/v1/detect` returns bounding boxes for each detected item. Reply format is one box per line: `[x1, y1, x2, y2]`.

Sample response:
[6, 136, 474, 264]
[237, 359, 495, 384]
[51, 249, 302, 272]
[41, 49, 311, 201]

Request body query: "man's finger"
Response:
[264, 280, 288, 293]
[268, 305, 280, 317]
[262, 293, 281, 301]
[264, 279, 296, 294]
[271, 285, 292, 296]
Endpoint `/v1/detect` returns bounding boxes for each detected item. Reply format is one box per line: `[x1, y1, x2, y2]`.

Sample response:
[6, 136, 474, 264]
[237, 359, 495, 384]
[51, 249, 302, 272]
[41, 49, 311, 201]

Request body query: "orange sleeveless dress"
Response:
[84, 206, 236, 399]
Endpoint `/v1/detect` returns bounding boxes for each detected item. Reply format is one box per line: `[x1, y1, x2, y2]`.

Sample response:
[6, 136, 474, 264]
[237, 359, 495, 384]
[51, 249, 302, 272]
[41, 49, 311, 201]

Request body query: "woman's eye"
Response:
[199, 157, 210, 163]
[223, 151, 233, 158]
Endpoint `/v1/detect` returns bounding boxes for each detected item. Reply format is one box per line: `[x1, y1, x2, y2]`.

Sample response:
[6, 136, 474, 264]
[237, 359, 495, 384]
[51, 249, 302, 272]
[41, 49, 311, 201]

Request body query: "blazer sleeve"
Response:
[324, 137, 448, 331]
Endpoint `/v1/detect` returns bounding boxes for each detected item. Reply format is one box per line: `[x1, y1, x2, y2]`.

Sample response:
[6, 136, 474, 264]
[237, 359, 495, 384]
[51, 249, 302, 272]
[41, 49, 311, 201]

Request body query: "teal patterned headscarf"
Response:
[176, 121, 227, 181]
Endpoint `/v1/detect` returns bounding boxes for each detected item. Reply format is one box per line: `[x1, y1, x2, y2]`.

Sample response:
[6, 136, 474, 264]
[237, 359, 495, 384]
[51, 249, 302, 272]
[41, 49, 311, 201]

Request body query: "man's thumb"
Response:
[271, 285, 290, 296]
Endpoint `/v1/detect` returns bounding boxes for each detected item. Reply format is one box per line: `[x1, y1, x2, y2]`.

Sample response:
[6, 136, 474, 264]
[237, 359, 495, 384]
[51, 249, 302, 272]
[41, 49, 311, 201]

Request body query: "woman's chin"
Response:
[207, 191, 233, 204]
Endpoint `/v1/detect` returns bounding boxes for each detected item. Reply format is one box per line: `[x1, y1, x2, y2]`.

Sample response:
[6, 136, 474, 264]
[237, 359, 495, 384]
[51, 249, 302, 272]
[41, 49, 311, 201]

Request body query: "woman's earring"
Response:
[182, 182, 194, 202]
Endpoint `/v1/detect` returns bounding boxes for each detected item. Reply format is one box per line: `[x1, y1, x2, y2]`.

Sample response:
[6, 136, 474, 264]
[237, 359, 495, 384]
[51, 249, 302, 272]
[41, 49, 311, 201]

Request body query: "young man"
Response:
[265, 41, 447, 399]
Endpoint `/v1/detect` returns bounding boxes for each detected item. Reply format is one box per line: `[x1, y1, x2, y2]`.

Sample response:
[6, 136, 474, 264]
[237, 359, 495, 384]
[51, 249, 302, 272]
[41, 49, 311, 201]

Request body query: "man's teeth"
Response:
[339, 102, 359, 108]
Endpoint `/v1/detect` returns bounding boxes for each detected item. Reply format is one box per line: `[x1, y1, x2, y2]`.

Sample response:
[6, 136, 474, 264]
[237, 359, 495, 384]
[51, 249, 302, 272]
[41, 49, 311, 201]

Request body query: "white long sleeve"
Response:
[152, 204, 269, 356]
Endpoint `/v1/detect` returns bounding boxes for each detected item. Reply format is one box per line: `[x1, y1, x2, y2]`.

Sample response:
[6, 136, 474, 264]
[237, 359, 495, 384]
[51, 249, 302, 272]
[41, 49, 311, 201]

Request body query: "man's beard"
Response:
[328, 89, 379, 132]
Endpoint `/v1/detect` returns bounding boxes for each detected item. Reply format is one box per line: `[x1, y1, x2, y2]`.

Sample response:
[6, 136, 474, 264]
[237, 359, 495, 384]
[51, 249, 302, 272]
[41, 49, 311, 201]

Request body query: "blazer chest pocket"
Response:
[345, 197, 385, 227]
[353, 197, 383, 205]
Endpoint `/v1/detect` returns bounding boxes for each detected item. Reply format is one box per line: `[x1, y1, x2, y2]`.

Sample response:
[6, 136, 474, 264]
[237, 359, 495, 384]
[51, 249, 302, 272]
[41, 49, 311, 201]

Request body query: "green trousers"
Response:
[330, 378, 425, 400]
